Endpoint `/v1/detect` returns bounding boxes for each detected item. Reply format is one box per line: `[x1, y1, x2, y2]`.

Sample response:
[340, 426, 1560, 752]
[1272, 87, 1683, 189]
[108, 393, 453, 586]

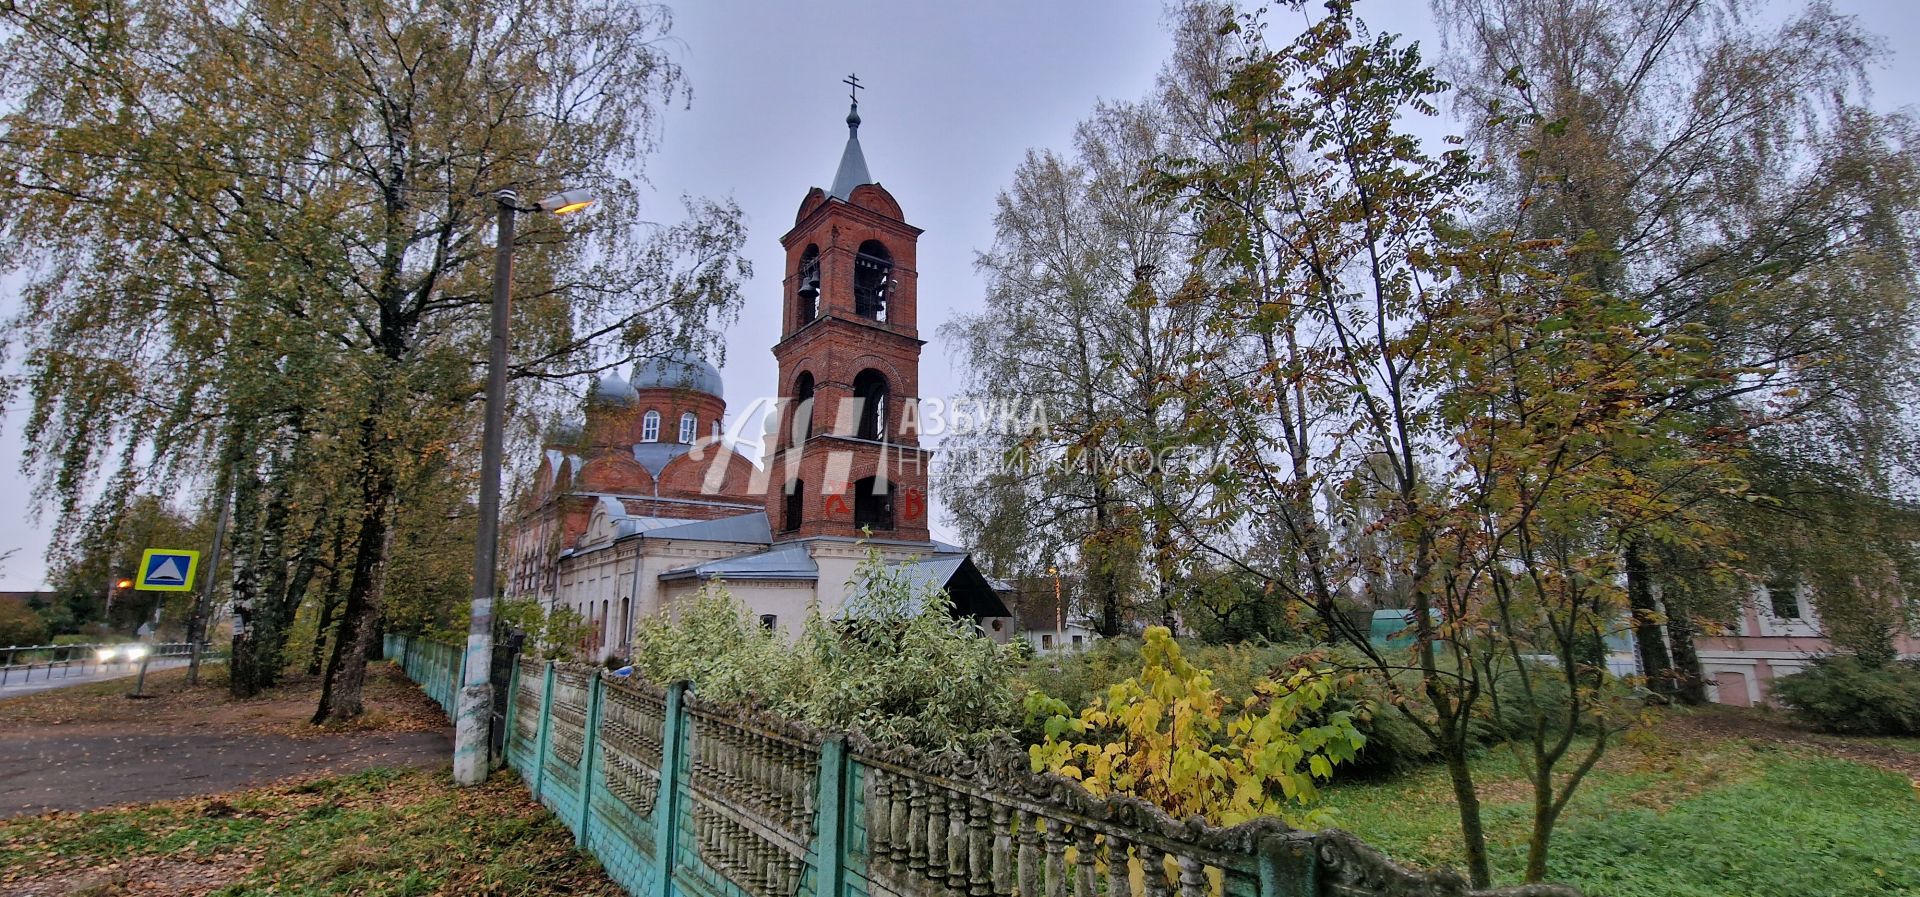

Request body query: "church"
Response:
[505, 92, 1016, 661]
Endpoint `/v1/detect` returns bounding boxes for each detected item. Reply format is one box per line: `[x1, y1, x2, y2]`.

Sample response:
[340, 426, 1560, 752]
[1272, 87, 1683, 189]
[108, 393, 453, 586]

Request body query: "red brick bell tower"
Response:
[764, 89, 933, 543]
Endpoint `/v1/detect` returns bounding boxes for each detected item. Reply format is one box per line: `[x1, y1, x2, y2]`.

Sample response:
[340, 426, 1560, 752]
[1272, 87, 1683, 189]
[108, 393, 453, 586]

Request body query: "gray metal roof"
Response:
[829, 103, 873, 200]
[838, 554, 1012, 621]
[646, 512, 771, 545]
[630, 442, 693, 477]
[631, 351, 724, 398]
[659, 542, 819, 582]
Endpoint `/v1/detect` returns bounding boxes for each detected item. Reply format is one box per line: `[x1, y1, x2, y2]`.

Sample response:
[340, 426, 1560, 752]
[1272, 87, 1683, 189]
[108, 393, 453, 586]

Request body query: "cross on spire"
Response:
[843, 73, 863, 105]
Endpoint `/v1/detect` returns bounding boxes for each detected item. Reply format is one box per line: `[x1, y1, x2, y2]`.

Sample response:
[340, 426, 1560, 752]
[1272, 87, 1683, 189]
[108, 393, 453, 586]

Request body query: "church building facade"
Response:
[505, 97, 1013, 661]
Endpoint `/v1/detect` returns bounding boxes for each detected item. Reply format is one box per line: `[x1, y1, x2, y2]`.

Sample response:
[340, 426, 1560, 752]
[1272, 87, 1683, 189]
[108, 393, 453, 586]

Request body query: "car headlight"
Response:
[121, 645, 150, 661]
[96, 648, 118, 662]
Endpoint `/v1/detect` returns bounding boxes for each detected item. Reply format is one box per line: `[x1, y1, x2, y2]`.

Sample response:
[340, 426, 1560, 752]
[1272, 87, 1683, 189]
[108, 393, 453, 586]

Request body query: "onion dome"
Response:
[631, 351, 724, 399]
[588, 371, 639, 406]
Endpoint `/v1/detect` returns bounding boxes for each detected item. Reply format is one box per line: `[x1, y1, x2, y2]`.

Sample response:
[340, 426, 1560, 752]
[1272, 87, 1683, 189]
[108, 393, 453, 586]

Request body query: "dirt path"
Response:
[1662, 705, 1920, 778]
[0, 664, 451, 818]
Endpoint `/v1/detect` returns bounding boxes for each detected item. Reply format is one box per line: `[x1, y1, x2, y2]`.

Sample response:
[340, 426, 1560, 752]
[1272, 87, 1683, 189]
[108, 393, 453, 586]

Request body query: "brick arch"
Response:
[794, 187, 828, 225]
[833, 352, 909, 391]
[825, 451, 932, 530]
[657, 443, 760, 501]
[576, 452, 654, 495]
[849, 183, 903, 220]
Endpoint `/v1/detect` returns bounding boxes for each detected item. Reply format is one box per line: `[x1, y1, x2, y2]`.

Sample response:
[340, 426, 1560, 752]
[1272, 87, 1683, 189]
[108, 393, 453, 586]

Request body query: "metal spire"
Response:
[830, 74, 873, 200]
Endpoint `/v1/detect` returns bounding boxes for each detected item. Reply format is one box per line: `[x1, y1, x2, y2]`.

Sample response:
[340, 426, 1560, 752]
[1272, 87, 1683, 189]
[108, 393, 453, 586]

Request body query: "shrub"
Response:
[496, 598, 594, 661]
[0, 601, 48, 646]
[627, 550, 1020, 751]
[1025, 627, 1365, 827]
[1773, 655, 1920, 736]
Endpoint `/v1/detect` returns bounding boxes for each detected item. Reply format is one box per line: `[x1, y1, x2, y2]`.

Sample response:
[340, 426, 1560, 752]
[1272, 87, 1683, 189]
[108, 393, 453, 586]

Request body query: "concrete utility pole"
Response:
[454, 186, 595, 786]
[187, 477, 232, 685]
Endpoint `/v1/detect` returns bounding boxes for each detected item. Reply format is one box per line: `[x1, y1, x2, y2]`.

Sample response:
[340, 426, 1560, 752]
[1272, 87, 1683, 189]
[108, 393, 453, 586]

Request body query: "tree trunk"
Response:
[227, 454, 268, 698]
[1443, 740, 1492, 887]
[1090, 480, 1124, 638]
[248, 447, 297, 690]
[313, 489, 392, 723]
[1624, 539, 1676, 699]
[1664, 601, 1709, 705]
[313, 401, 399, 725]
[307, 521, 348, 676]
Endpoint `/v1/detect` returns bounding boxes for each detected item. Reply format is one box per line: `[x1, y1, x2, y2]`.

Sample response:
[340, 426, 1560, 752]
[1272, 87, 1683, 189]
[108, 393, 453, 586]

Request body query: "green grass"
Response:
[1321, 734, 1920, 896]
[0, 766, 624, 896]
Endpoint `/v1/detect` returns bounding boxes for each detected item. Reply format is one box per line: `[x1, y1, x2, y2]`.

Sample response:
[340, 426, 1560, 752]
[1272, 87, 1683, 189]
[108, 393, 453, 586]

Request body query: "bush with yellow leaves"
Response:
[1024, 626, 1363, 827]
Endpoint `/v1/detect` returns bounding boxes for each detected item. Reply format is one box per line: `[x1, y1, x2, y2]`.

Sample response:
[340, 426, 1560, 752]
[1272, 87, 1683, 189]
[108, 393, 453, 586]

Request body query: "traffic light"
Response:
[116, 578, 133, 590]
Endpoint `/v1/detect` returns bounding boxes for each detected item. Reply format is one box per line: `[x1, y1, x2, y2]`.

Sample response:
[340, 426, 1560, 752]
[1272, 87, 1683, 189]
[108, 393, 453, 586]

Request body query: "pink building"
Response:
[1695, 581, 1920, 706]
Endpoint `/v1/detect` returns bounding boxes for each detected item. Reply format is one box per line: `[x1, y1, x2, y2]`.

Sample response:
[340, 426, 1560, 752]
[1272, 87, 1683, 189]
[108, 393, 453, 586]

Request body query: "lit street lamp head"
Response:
[537, 188, 597, 215]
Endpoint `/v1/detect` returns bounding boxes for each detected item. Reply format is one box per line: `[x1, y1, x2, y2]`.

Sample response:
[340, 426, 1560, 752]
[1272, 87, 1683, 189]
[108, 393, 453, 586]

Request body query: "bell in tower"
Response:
[765, 77, 933, 544]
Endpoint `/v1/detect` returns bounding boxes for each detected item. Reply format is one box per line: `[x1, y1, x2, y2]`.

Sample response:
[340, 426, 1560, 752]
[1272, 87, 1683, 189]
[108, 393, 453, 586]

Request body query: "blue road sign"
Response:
[136, 548, 201, 592]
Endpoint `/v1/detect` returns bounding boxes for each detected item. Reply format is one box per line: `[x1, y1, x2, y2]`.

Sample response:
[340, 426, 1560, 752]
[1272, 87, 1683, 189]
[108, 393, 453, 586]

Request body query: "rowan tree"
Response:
[1142, 1, 1740, 884]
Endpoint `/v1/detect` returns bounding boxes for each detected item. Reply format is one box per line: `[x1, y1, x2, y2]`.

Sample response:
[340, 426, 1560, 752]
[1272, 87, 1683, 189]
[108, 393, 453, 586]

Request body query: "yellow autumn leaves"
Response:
[1025, 627, 1363, 828]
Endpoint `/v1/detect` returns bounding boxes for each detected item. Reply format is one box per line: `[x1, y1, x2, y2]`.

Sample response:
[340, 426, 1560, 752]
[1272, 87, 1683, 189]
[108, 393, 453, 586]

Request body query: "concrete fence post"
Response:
[501, 660, 521, 768]
[1258, 834, 1317, 897]
[533, 661, 555, 801]
[815, 736, 851, 897]
[576, 672, 604, 846]
[651, 681, 689, 897]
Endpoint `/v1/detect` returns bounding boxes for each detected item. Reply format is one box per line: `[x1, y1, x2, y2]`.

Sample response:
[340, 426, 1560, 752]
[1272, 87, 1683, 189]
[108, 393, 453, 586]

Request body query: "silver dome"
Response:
[631, 351, 724, 399]
[588, 372, 639, 406]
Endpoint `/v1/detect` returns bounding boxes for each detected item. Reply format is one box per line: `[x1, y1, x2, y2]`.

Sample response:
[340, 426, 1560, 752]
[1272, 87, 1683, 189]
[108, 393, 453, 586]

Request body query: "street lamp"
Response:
[455, 186, 597, 787]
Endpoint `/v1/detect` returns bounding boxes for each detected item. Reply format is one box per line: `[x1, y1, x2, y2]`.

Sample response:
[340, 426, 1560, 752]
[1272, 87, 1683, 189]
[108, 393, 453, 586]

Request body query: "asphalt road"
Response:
[0, 657, 195, 700]
[0, 726, 450, 817]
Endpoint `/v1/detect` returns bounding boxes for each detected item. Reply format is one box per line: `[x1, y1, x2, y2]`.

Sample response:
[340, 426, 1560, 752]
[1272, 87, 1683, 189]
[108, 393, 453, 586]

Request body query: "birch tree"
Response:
[0, 0, 748, 719]
[1436, 0, 1920, 697]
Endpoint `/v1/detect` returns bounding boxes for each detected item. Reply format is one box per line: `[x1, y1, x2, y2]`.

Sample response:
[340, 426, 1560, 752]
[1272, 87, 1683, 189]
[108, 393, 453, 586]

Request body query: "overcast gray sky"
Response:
[1, 0, 1915, 588]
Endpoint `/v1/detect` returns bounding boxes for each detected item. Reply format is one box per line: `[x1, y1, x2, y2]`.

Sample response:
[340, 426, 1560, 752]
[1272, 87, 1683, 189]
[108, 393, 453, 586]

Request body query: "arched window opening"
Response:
[678, 411, 697, 444]
[641, 409, 661, 442]
[852, 369, 888, 441]
[783, 478, 806, 532]
[796, 245, 821, 323]
[854, 476, 893, 530]
[599, 600, 610, 651]
[791, 373, 815, 447]
[854, 240, 891, 321]
[619, 598, 631, 653]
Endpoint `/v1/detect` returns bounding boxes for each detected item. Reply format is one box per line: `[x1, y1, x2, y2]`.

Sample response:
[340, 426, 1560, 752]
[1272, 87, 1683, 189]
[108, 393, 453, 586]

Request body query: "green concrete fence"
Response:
[384, 633, 1575, 897]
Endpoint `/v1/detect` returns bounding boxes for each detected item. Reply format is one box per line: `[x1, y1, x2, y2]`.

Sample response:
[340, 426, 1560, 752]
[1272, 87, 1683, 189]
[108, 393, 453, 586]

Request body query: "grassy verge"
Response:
[1321, 721, 1920, 896]
[0, 766, 621, 896]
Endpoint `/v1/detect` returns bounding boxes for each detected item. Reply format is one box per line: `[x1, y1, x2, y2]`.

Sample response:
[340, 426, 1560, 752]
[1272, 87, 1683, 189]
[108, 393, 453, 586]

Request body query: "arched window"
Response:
[854, 240, 891, 320]
[796, 245, 821, 324]
[599, 599, 610, 651]
[854, 476, 893, 530]
[641, 409, 660, 442]
[619, 598, 631, 653]
[791, 372, 815, 446]
[678, 411, 697, 444]
[783, 478, 806, 532]
[852, 369, 888, 441]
